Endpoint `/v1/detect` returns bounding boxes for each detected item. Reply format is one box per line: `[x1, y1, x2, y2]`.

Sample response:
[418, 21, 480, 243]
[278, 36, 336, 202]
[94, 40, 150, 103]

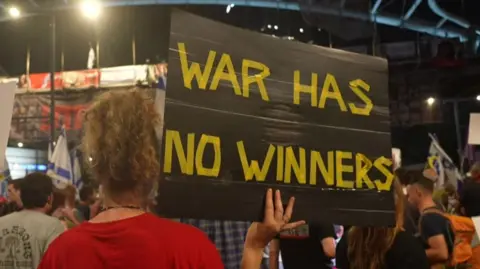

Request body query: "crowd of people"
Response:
[0, 89, 478, 269]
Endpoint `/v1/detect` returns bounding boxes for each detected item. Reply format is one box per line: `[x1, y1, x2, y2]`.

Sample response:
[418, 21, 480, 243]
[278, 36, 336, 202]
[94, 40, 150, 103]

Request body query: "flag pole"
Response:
[131, 7, 136, 65]
[25, 45, 30, 91]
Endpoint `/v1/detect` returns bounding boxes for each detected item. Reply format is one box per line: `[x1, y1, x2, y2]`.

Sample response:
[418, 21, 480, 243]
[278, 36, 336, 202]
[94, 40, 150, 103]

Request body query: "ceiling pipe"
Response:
[0, 0, 471, 42]
[403, 0, 422, 20]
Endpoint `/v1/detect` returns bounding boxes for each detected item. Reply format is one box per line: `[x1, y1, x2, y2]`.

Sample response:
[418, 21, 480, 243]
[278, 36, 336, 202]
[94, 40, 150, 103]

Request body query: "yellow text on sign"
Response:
[163, 129, 393, 191]
[293, 71, 374, 116]
[177, 42, 271, 101]
[237, 142, 393, 191]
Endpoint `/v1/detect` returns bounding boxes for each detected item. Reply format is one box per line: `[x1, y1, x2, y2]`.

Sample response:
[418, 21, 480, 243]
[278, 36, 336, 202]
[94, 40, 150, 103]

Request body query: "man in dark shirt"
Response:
[406, 170, 453, 267]
[270, 223, 336, 269]
[76, 185, 95, 220]
[459, 163, 480, 217]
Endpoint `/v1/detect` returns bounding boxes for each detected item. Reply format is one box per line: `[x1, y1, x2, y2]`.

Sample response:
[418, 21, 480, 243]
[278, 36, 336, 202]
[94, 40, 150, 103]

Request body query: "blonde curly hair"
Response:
[82, 89, 161, 202]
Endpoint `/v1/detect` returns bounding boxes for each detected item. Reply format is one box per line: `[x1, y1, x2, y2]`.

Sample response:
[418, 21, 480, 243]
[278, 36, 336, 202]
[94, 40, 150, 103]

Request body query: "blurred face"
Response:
[406, 184, 421, 207]
[7, 184, 22, 207]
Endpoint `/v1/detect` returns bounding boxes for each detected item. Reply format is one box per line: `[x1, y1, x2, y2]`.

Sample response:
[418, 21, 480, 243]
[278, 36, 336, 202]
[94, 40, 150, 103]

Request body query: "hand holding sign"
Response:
[244, 189, 305, 250]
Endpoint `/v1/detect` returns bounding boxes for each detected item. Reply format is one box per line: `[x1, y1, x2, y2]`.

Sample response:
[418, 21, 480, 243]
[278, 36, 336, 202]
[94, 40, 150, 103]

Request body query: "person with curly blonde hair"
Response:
[37, 89, 303, 269]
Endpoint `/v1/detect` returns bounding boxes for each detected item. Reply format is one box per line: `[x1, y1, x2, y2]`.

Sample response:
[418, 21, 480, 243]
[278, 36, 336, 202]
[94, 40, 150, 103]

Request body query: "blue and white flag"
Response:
[0, 158, 11, 198]
[425, 133, 463, 189]
[47, 127, 72, 189]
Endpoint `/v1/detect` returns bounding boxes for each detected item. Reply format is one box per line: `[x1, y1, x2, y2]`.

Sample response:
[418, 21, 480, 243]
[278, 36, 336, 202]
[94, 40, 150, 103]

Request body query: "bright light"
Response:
[226, 3, 234, 13]
[299, 28, 304, 33]
[17, 142, 23, 148]
[8, 7, 20, 18]
[88, 157, 93, 162]
[267, 24, 272, 29]
[80, 1, 102, 20]
[274, 25, 278, 30]
[476, 95, 480, 101]
[53, 141, 56, 146]
[426, 97, 435, 106]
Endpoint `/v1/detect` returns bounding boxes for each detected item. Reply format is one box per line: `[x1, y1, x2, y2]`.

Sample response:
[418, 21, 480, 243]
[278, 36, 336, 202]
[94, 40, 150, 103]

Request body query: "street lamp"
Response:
[8, 3, 100, 142]
[8, 7, 20, 18]
[80, 1, 102, 20]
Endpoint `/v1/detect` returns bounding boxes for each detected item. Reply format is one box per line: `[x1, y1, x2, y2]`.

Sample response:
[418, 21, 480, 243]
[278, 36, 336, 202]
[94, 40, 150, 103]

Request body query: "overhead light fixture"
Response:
[476, 95, 480, 101]
[17, 142, 24, 148]
[267, 24, 272, 29]
[274, 25, 278, 30]
[80, 0, 102, 20]
[299, 28, 304, 33]
[8, 7, 20, 18]
[426, 97, 435, 106]
[226, 3, 235, 14]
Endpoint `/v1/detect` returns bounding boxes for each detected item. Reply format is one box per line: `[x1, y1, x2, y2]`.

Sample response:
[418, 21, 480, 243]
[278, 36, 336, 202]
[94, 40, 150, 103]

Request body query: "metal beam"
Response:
[403, 0, 422, 20]
[0, 0, 473, 42]
[371, 0, 382, 14]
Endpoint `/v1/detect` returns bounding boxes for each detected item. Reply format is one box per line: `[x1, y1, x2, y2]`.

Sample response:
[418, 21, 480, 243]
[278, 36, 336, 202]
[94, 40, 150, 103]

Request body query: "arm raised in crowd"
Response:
[241, 189, 305, 269]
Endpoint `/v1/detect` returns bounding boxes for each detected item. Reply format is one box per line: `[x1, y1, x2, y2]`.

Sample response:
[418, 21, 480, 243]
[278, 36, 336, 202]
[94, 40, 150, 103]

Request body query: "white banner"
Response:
[0, 82, 16, 171]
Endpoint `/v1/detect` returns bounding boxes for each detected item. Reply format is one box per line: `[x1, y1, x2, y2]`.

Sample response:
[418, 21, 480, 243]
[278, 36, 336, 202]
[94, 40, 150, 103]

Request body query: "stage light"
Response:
[8, 7, 20, 18]
[80, 1, 102, 20]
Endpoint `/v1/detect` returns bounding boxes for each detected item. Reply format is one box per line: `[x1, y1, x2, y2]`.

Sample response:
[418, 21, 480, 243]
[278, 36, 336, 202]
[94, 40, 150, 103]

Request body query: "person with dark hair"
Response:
[459, 162, 480, 217]
[0, 179, 24, 217]
[76, 185, 96, 221]
[0, 173, 65, 268]
[407, 170, 454, 268]
[7, 178, 23, 208]
[37, 89, 303, 269]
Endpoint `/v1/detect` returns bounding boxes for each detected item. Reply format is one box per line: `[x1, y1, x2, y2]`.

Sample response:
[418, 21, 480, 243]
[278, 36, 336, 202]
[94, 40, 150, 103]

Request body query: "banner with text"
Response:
[158, 11, 394, 226]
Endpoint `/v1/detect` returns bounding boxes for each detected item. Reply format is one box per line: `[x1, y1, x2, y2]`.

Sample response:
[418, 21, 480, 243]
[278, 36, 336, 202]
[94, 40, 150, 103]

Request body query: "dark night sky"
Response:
[2, 0, 480, 77]
[0, 6, 171, 76]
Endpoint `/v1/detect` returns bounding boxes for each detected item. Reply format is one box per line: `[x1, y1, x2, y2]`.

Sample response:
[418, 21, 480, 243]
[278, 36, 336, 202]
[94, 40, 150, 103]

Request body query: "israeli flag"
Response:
[425, 133, 463, 189]
[47, 127, 73, 189]
[0, 158, 11, 198]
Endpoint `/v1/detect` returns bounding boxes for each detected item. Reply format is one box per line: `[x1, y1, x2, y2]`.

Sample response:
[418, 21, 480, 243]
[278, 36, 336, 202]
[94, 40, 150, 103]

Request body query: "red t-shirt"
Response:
[38, 213, 224, 269]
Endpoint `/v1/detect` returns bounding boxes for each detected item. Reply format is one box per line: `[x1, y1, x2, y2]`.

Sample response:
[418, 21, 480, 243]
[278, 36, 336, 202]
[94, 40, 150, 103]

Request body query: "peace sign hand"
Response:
[245, 189, 306, 249]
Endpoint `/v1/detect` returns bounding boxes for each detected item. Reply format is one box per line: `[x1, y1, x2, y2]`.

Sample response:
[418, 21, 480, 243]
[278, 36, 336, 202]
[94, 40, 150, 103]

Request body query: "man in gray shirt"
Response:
[0, 173, 65, 269]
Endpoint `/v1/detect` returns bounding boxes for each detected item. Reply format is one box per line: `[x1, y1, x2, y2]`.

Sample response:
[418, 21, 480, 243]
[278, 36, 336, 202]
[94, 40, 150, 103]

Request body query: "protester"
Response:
[407, 170, 453, 268]
[7, 178, 23, 208]
[459, 162, 480, 269]
[51, 185, 84, 229]
[0, 179, 23, 217]
[336, 178, 429, 269]
[180, 218, 251, 268]
[268, 221, 336, 269]
[459, 162, 480, 217]
[38, 89, 303, 269]
[395, 168, 421, 235]
[0, 172, 65, 269]
[77, 185, 96, 220]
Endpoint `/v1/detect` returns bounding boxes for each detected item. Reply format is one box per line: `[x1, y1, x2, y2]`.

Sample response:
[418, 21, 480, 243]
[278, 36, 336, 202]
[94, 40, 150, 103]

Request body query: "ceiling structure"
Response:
[0, 0, 479, 45]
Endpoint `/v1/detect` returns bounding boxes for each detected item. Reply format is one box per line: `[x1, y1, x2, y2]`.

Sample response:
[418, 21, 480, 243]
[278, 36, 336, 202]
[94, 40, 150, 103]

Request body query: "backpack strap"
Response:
[419, 208, 457, 267]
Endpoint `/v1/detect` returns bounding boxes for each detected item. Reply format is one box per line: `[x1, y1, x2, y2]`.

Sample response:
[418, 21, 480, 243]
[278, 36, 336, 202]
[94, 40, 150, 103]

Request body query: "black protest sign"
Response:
[158, 10, 395, 226]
